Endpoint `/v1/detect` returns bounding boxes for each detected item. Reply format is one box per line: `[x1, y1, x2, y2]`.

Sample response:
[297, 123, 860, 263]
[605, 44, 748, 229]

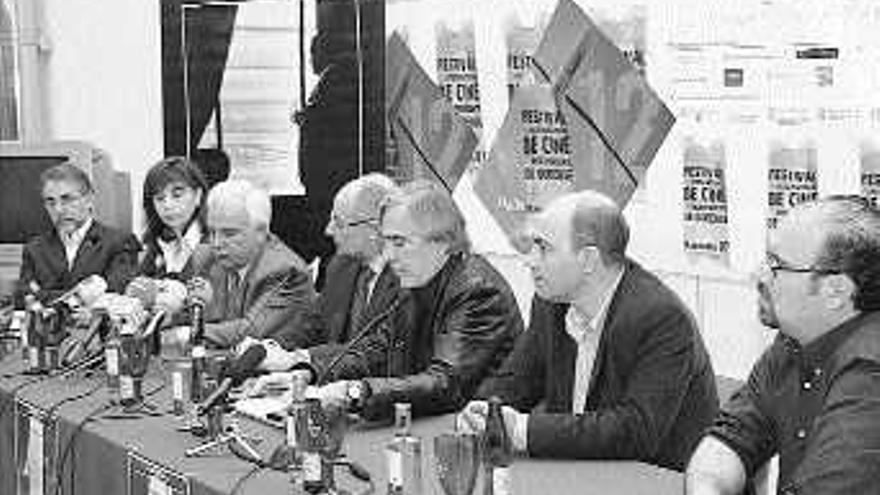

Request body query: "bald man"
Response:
[460, 190, 718, 471]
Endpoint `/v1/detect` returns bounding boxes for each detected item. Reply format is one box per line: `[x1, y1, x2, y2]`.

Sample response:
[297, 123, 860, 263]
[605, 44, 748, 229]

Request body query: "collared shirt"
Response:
[156, 223, 202, 273]
[707, 312, 880, 494]
[364, 254, 387, 303]
[60, 218, 93, 268]
[566, 269, 624, 413]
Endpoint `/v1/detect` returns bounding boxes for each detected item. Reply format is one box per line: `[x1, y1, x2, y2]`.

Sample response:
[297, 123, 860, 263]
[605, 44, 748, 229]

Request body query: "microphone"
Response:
[51, 275, 108, 308]
[196, 344, 267, 414]
[124, 277, 158, 311]
[61, 308, 108, 366]
[186, 276, 214, 309]
[318, 295, 404, 385]
[135, 279, 188, 340]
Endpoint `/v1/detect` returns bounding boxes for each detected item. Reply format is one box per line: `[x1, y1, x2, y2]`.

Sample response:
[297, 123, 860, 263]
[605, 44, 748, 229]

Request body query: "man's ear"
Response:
[576, 246, 599, 274]
[821, 274, 855, 310]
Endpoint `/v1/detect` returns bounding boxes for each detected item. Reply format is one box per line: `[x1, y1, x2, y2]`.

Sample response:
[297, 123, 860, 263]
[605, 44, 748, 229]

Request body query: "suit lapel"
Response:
[584, 261, 632, 409]
[70, 222, 101, 279]
[362, 264, 397, 321]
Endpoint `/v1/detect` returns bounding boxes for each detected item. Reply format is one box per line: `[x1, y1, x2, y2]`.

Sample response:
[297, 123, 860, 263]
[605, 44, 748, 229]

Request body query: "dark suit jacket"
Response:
[275, 254, 400, 357]
[16, 221, 140, 305]
[479, 259, 719, 471]
[192, 235, 317, 348]
[351, 253, 524, 421]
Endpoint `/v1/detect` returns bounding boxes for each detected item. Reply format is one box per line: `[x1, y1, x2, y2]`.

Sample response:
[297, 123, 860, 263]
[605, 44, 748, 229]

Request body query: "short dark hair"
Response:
[40, 162, 93, 195]
[142, 156, 209, 243]
[810, 195, 880, 311]
[381, 180, 470, 255]
[570, 191, 629, 265]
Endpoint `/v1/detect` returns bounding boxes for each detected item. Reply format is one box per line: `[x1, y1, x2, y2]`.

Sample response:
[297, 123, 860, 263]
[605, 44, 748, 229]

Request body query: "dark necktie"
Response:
[347, 268, 375, 336]
[227, 270, 243, 318]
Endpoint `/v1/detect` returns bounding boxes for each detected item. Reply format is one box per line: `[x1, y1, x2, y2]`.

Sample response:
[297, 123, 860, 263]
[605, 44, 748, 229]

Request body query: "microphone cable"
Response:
[317, 296, 403, 385]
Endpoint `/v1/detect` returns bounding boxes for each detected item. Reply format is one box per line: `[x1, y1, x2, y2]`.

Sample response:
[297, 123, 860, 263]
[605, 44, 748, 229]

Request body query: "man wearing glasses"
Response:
[185, 179, 315, 348]
[687, 196, 880, 494]
[254, 174, 402, 365]
[17, 163, 140, 304]
[254, 180, 523, 421]
[459, 190, 718, 472]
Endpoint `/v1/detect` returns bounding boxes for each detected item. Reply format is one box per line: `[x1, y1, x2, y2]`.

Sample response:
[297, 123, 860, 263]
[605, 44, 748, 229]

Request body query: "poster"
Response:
[767, 141, 819, 229]
[504, 17, 544, 99]
[435, 20, 487, 167]
[386, 34, 478, 190]
[860, 140, 880, 208]
[682, 138, 730, 262]
[518, 86, 574, 209]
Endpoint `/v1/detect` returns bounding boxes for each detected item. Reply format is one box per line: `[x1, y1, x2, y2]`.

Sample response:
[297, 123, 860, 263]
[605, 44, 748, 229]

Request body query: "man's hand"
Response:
[315, 381, 352, 411]
[457, 400, 529, 452]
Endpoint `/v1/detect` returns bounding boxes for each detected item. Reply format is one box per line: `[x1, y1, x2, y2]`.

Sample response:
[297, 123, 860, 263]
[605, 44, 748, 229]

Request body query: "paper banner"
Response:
[860, 141, 880, 208]
[767, 142, 818, 229]
[474, 85, 574, 239]
[505, 18, 544, 99]
[682, 138, 730, 262]
[386, 33, 478, 191]
[531, 0, 675, 207]
[436, 20, 487, 167]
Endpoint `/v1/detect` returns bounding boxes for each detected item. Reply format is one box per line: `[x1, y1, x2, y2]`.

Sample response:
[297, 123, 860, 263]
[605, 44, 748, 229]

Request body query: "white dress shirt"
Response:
[156, 224, 202, 273]
[566, 269, 624, 414]
[61, 218, 93, 269]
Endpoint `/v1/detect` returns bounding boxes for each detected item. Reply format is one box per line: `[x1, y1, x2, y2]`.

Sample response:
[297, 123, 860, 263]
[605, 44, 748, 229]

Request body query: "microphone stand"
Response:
[184, 390, 262, 462]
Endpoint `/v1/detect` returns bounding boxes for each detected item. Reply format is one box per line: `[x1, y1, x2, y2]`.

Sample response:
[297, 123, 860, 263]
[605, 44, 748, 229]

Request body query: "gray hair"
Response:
[41, 162, 93, 195]
[802, 195, 880, 311]
[207, 179, 272, 228]
[381, 180, 470, 254]
[338, 173, 399, 220]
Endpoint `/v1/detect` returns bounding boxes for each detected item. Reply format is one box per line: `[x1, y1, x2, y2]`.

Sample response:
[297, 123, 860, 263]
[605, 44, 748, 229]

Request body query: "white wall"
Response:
[42, 0, 165, 233]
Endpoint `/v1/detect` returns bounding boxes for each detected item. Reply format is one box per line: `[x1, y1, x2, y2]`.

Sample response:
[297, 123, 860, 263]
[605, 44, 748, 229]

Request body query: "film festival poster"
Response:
[504, 12, 547, 100]
[518, 86, 576, 209]
[767, 141, 819, 230]
[860, 139, 880, 208]
[681, 137, 730, 264]
[435, 19, 487, 169]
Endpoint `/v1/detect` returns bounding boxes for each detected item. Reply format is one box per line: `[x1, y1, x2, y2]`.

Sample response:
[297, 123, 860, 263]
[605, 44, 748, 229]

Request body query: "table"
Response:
[0, 353, 683, 495]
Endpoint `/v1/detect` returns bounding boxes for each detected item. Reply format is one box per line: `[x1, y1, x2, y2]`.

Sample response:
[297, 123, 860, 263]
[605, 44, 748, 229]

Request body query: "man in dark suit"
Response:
[459, 190, 718, 471]
[265, 173, 401, 358]
[17, 163, 139, 305]
[185, 179, 316, 348]
[259, 180, 523, 421]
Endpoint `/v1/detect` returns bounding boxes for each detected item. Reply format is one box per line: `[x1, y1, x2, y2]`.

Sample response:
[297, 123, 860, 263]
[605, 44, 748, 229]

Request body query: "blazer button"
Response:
[802, 381, 812, 390]
[796, 429, 807, 439]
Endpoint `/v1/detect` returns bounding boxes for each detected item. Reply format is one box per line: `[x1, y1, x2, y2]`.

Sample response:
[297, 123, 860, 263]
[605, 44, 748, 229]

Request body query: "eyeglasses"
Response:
[330, 215, 377, 230]
[42, 193, 85, 209]
[765, 254, 839, 277]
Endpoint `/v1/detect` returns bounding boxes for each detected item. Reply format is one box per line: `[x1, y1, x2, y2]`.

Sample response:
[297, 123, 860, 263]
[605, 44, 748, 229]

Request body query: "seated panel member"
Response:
[270, 181, 524, 420]
[17, 163, 140, 304]
[191, 180, 316, 348]
[273, 173, 401, 359]
[460, 190, 718, 471]
[687, 196, 880, 494]
[139, 156, 209, 280]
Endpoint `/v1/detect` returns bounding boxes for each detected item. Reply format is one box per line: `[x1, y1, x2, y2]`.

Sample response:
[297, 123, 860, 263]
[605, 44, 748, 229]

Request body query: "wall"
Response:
[42, 0, 165, 233]
[386, 0, 880, 379]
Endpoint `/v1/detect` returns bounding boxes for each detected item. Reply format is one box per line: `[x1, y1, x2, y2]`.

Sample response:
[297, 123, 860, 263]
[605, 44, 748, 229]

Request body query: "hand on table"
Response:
[457, 400, 529, 452]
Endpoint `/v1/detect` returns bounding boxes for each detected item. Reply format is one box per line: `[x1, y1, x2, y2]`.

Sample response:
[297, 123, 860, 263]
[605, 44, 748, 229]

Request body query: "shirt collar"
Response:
[567, 268, 625, 337]
[158, 222, 202, 252]
[796, 311, 875, 370]
[62, 217, 93, 246]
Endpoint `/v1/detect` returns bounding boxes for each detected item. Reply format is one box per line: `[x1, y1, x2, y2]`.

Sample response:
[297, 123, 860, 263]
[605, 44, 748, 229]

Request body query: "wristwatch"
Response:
[346, 380, 368, 413]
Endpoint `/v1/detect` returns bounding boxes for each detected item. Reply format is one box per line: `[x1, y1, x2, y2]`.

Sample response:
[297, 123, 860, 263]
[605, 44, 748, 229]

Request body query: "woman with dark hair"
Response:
[139, 156, 209, 279]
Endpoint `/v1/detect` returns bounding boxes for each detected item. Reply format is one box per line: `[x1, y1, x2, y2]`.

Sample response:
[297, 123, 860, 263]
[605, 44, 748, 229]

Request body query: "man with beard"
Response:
[17, 163, 139, 304]
[459, 190, 718, 471]
[687, 195, 880, 494]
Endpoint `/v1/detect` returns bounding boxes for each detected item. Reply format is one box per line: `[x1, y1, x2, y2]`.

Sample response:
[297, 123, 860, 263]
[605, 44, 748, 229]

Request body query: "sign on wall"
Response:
[682, 138, 730, 262]
[767, 141, 819, 229]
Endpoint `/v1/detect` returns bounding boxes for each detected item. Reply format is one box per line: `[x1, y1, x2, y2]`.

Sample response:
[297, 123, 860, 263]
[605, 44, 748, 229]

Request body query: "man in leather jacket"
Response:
[257, 180, 523, 420]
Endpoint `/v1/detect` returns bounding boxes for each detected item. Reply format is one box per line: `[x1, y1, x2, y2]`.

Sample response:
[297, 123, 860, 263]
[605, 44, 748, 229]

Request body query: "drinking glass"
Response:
[433, 432, 480, 495]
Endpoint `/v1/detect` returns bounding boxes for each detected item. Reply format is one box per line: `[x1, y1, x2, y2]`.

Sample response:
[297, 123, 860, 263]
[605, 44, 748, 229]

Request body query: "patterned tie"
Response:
[227, 270, 243, 318]
[347, 268, 375, 336]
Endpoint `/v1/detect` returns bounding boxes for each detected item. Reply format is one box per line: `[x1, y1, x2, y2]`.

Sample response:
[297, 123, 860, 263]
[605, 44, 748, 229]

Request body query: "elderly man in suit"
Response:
[17, 163, 139, 305]
[265, 173, 401, 357]
[188, 179, 316, 348]
[459, 190, 718, 471]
